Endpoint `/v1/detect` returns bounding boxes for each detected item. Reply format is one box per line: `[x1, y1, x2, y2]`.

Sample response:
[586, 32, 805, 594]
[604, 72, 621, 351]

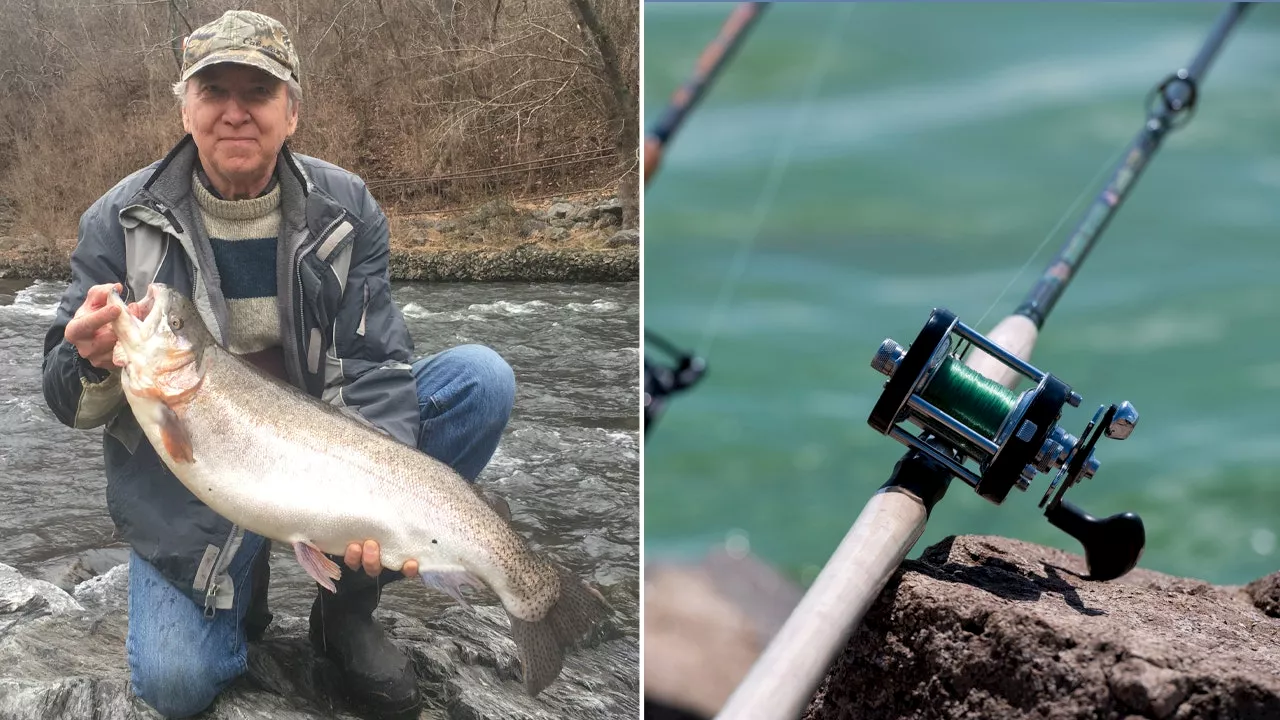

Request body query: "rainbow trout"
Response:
[106, 283, 609, 695]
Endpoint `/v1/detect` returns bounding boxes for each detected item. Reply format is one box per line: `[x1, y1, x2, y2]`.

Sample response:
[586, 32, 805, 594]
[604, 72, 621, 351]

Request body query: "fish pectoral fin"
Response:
[158, 405, 193, 463]
[471, 486, 512, 523]
[419, 568, 485, 610]
[485, 493, 512, 523]
[293, 540, 343, 593]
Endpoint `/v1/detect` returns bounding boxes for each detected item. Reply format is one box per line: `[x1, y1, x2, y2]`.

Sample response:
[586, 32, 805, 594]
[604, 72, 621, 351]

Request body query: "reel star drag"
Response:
[867, 307, 1144, 581]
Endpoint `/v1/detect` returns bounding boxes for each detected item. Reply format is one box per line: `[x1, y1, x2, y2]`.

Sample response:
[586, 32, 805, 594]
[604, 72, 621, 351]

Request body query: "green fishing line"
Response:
[921, 356, 1018, 439]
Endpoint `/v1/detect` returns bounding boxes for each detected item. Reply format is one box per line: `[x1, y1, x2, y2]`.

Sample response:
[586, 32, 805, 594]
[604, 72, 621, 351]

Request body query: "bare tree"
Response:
[566, 0, 637, 228]
[0, 0, 637, 238]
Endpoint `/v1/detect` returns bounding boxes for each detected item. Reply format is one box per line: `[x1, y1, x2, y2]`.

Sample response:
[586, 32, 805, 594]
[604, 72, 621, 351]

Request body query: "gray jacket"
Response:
[41, 134, 418, 616]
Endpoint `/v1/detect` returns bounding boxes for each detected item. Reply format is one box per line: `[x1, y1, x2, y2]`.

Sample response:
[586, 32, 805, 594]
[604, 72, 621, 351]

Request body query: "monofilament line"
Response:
[973, 140, 1131, 331]
[695, 3, 856, 360]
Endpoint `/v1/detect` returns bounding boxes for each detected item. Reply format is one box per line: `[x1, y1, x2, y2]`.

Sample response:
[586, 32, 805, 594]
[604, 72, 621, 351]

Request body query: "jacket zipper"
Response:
[151, 198, 240, 617]
[202, 522, 242, 617]
[293, 215, 346, 385]
[153, 201, 185, 235]
[153, 199, 227, 345]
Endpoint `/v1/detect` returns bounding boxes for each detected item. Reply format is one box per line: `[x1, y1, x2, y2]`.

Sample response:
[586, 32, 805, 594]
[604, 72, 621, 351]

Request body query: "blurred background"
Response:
[643, 0, 1280, 599]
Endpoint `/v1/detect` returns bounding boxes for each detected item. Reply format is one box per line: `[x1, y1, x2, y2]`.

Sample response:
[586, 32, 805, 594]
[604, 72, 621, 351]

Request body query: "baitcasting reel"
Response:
[867, 308, 1145, 581]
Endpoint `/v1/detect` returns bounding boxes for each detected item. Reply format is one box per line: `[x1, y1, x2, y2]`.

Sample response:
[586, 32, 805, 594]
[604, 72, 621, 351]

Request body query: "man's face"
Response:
[182, 64, 297, 194]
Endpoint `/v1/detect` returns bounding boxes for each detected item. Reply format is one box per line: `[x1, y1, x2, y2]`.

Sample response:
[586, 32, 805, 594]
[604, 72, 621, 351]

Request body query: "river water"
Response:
[644, 2, 1280, 588]
[0, 277, 638, 652]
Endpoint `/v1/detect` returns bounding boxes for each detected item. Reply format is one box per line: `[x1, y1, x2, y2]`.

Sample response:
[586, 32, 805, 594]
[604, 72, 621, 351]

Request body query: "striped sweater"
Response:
[192, 173, 286, 377]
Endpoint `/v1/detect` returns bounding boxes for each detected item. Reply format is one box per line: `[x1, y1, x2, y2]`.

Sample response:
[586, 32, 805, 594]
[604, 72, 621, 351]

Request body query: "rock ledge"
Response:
[0, 561, 636, 720]
[804, 535, 1280, 720]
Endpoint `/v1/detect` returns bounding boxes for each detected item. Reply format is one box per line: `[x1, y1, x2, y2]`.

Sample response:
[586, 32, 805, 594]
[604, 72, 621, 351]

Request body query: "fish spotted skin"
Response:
[107, 283, 610, 695]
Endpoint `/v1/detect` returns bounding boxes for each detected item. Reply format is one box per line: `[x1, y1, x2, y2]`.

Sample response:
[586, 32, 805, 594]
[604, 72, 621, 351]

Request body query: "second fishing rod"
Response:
[644, 2, 769, 434]
[714, 4, 1253, 720]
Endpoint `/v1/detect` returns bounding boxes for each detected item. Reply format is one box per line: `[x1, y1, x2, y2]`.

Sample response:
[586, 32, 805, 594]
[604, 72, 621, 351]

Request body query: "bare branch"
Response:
[307, 0, 359, 63]
[527, 20, 587, 56]
[0, 0, 638, 232]
[466, 48, 593, 69]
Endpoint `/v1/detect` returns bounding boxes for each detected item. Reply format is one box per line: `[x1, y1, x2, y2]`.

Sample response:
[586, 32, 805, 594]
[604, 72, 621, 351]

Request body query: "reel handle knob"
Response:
[1044, 500, 1144, 581]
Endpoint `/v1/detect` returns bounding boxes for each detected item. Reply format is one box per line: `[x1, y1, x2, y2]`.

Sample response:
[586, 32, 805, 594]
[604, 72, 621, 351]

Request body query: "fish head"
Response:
[107, 283, 210, 403]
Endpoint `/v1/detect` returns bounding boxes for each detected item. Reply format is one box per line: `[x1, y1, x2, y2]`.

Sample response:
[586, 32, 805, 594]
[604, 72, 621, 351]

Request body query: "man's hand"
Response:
[345, 539, 420, 579]
[64, 283, 124, 370]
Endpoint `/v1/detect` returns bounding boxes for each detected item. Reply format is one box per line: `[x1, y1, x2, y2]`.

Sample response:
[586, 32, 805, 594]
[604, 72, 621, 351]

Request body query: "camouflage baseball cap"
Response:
[180, 10, 300, 84]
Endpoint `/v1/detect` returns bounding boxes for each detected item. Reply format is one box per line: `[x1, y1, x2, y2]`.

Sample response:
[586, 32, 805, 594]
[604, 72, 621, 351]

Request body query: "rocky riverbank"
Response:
[0, 557, 637, 720]
[0, 194, 638, 283]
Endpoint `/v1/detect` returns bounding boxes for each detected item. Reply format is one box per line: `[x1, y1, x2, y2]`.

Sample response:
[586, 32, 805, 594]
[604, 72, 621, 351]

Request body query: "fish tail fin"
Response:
[508, 566, 612, 696]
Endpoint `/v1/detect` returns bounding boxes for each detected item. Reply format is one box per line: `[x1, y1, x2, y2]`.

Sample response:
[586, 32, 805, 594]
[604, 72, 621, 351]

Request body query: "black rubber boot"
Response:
[245, 541, 273, 642]
[308, 563, 422, 720]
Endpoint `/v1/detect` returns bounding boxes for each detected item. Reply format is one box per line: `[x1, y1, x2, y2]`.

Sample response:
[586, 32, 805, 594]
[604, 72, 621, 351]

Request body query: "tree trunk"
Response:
[566, 0, 638, 229]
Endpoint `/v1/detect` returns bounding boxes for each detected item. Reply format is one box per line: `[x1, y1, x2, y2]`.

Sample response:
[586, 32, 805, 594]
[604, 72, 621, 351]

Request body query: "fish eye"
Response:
[169, 313, 183, 331]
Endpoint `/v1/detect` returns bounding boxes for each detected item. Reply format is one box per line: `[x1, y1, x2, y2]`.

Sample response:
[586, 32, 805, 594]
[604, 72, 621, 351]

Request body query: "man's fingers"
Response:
[67, 304, 120, 342]
[344, 542, 362, 571]
[82, 283, 123, 309]
[341, 540, 419, 579]
[69, 324, 121, 371]
[68, 283, 125, 342]
[362, 539, 381, 577]
[345, 540, 384, 577]
[83, 339, 117, 367]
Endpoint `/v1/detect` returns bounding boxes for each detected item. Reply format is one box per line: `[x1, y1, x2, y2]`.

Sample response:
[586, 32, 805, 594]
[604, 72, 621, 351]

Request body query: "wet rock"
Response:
[803, 535, 1280, 720]
[0, 562, 636, 720]
[644, 549, 803, 719]
[31, 547, 132, 594]
[0, 563, 82, 628]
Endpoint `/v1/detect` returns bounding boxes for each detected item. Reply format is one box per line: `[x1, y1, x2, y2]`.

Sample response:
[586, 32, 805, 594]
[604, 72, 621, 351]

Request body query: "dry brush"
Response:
[0, 0, 638, 240]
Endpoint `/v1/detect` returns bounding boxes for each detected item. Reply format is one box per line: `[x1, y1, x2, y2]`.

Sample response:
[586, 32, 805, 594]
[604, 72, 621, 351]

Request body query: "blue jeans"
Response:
[126, 344, 515, 718]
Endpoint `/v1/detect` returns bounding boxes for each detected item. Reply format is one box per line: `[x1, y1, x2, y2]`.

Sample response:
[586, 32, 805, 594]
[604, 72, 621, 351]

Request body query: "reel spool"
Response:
[867, 308, 1146, 581]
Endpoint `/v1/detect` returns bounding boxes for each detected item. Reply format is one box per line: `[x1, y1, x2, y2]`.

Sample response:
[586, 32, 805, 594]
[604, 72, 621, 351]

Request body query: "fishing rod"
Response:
[644, 2, 768, 434]
[714, 4, 1253, 719]
[644, 2, 769, 185]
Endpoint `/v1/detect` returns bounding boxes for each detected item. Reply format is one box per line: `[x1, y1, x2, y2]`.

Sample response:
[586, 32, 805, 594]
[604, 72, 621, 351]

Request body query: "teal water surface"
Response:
[643, 2, 1280, 587]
